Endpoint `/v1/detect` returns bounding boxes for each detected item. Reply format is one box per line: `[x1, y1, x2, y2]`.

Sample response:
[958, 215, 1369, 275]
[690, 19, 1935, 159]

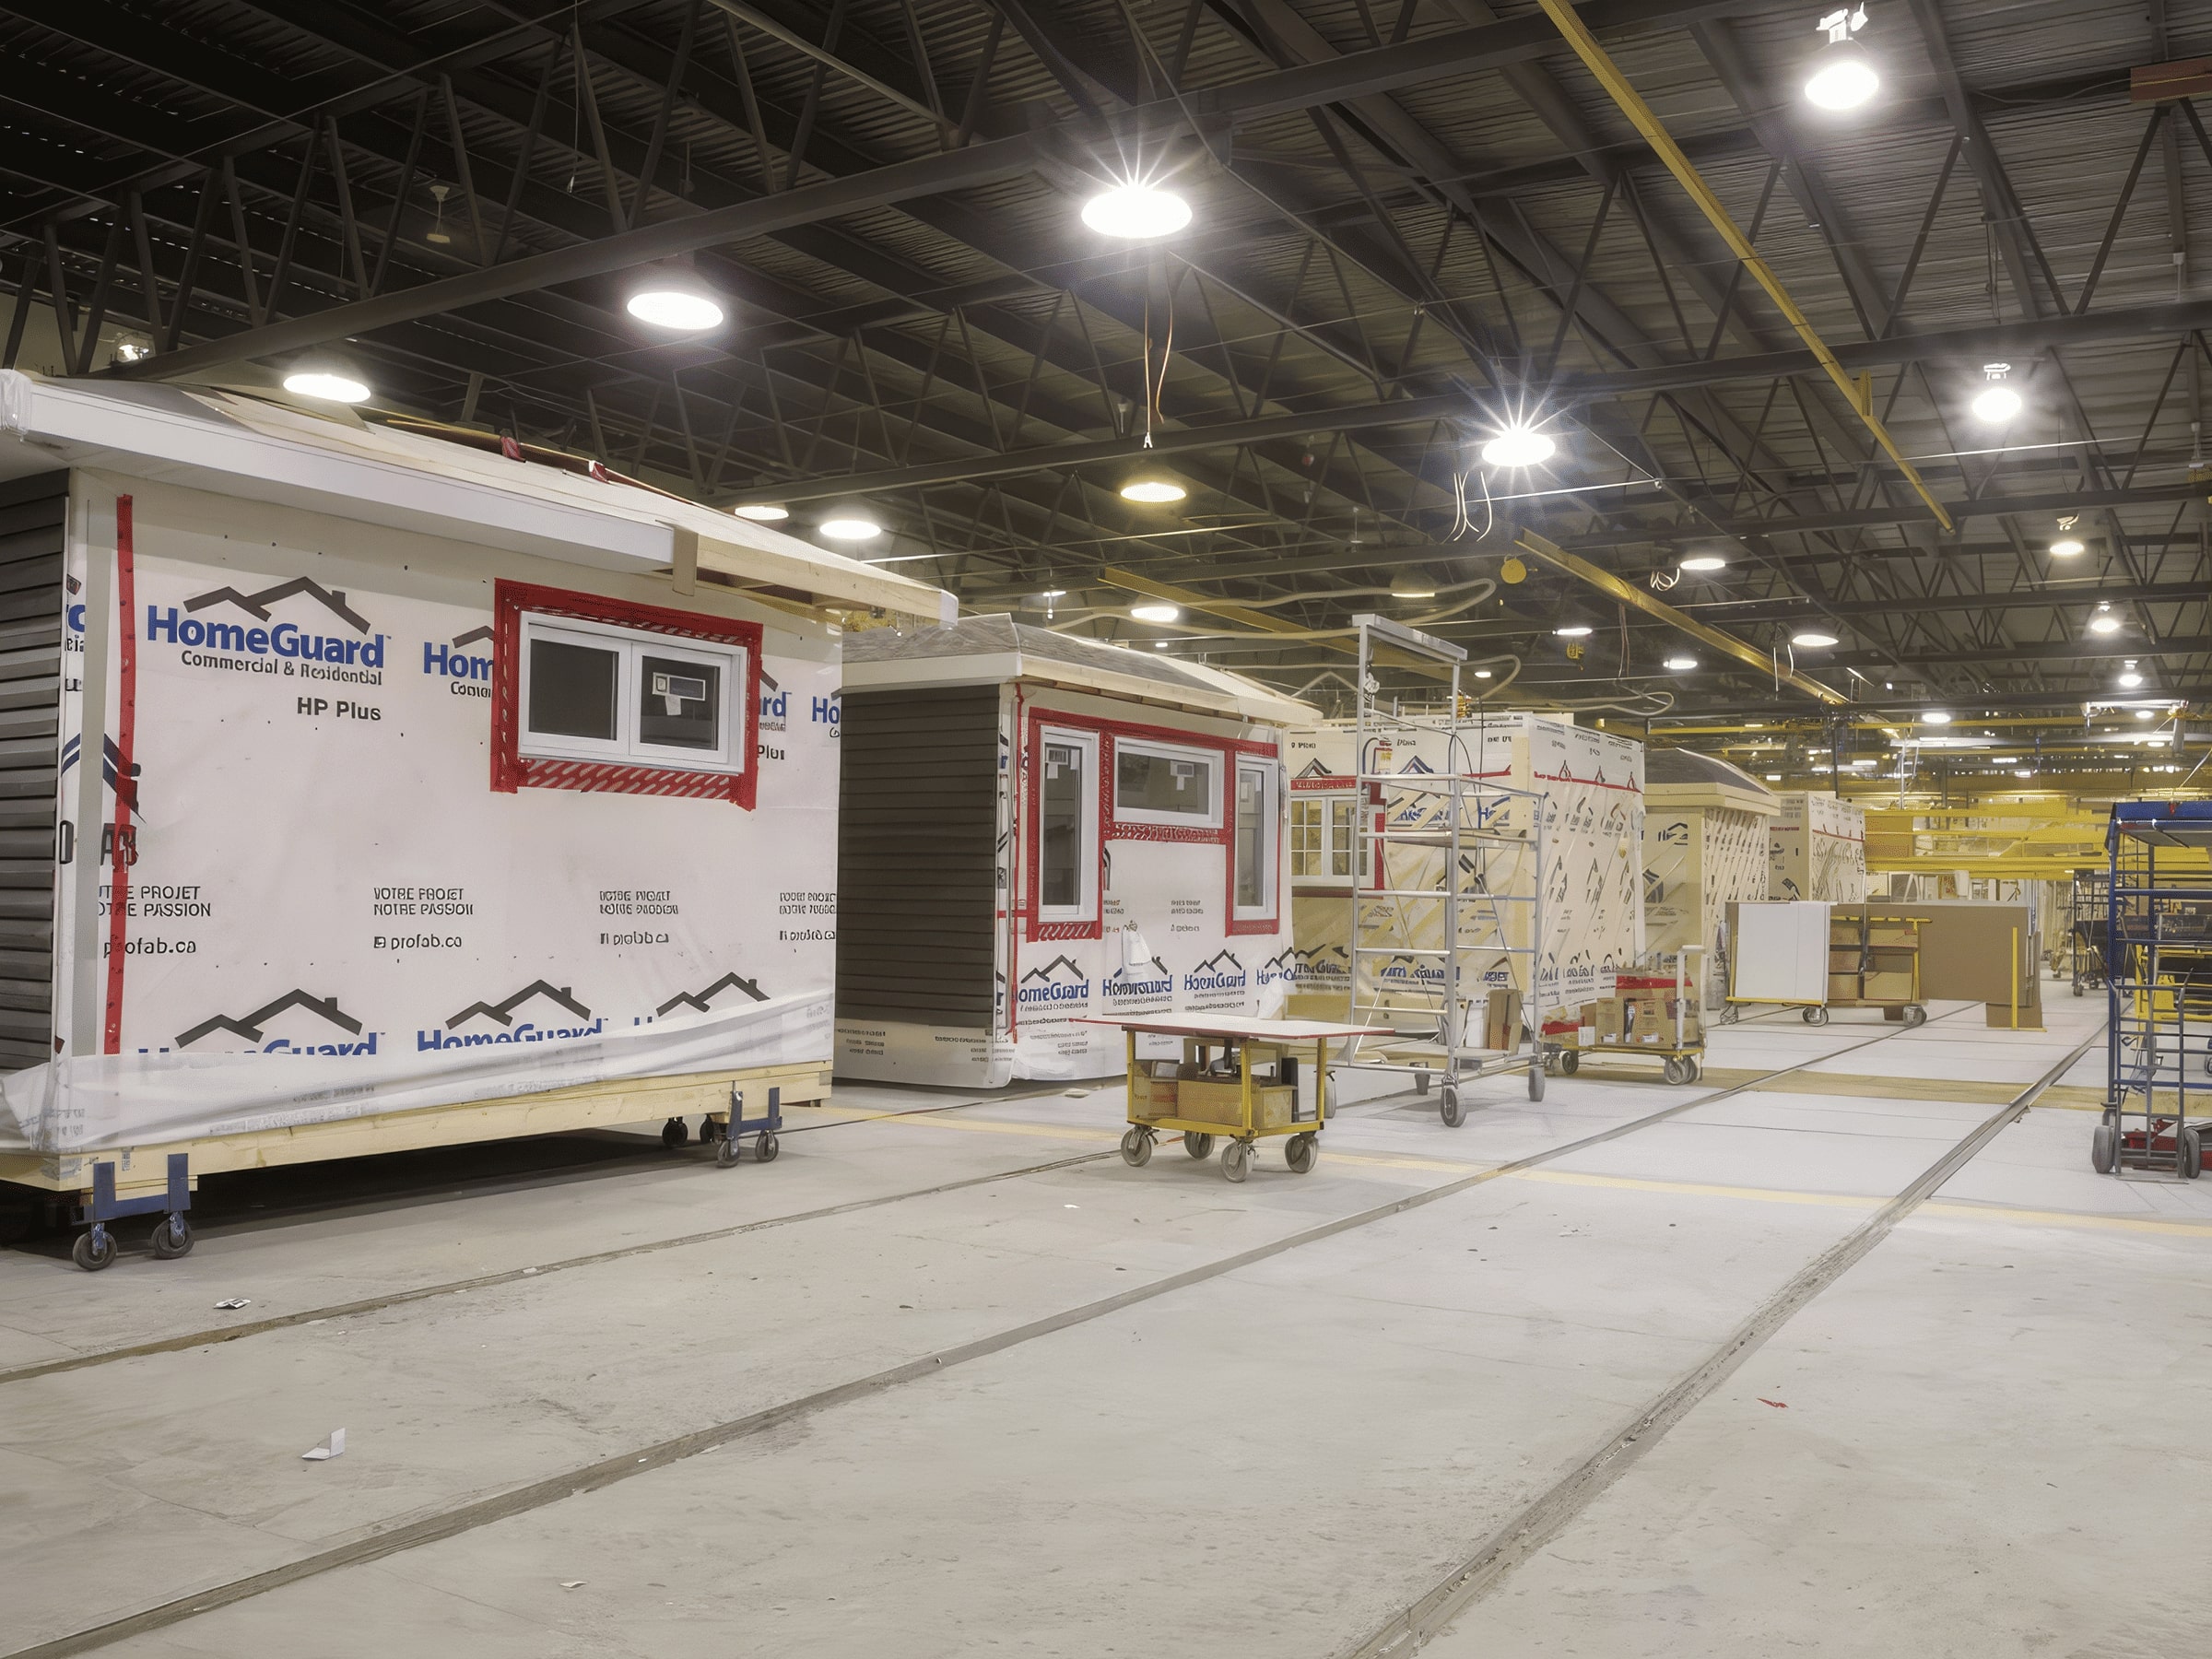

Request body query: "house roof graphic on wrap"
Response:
[656, 971, 769, 1017]
[176, 991, 362, 1049]
[1021, 955, 1086, 985]
[446, 981, 591, 1030]
[1189, 949, 1245, 974]
[185, 577, 371, 633]
[450, 625, 494, 648]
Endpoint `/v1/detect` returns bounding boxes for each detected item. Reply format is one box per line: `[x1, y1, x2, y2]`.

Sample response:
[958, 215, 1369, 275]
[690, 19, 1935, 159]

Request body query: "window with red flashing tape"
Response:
[491, 580, 762, 806]
[1021, 707, 1280, 940]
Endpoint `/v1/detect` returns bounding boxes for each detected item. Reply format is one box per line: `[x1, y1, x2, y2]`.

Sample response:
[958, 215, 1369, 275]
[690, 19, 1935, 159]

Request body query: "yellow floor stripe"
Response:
[1917, 1199, 2212, 1239]
[1506, 1167, 1880, 1209]
[1746, 1073, 2025, 1105]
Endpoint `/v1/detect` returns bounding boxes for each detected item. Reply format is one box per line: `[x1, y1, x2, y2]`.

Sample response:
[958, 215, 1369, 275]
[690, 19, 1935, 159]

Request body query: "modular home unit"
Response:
[1282, 712, 1646, 1024]
[833, 617, 1310, 1087]
[1768, 789, 1869, 902]
[1641, 749, 1778, 1009]
[0, 372, 945, 1238]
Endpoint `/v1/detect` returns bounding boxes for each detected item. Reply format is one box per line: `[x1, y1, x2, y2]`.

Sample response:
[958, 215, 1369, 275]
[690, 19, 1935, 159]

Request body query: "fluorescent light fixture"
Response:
[1971, 385, 2022, 424]
[732, 503, 789, 522]
[1555, 624, 1592, 638]
[1805, 43, 1878, 110]
[627, 286, 724, 331]
[1482, 428, 1556, 468]
[1388, 570, 1437, 599]
[1130, 603, 1181, 623]
[818, 516, 882, 541]
[2088, 614, 2123, 635]
[1080, 184, 1192, 239]
[1474, 669, 1492, 679]
[1765, 773, 1783, 782]
[1153, 641, 1171, 650]
[1791, 630, 1840, 648]
[2136, 709, 2157, 721]
[281, 368, 371, 404]
[1664, 655, 1698, 671]
[1679, 555, 1726, 573]
[2049, 537, 2085, 557]
[1922, 711, 1952, 724]
[1120, 478, 1187, 504]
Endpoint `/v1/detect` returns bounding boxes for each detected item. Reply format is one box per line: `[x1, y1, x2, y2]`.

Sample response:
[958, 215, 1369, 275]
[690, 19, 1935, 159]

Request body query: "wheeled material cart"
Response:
[2096, 802, 2212, 1179]
[1542, 947, 1708, 1086]
[1090, 1017, 1375, 1183]
[666, 1081, 785, 1167]
[1725, 912, 1928, 1029]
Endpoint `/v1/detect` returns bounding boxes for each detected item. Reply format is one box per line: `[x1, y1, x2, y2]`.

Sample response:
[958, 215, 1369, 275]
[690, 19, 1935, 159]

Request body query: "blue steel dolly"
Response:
[663, 1084, 783, 1166]
[71, 1151, 194, 1271]
[2096, 803, 2212, 1179]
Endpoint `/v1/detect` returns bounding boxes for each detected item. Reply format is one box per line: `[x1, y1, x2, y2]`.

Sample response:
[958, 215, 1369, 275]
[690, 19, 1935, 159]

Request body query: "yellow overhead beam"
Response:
[1512, 530, 1849, 706]
[1533, 0, 1955, 534]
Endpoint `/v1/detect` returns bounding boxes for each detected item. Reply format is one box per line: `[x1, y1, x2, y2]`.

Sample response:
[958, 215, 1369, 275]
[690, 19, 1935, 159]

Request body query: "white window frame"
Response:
[1113, 735, 1224, 829]
[1290, 794, 1361, 888]
[517, 612, 747, 776]
[1037, 725, 1100, 925]
[1232, 757, 1278, 920]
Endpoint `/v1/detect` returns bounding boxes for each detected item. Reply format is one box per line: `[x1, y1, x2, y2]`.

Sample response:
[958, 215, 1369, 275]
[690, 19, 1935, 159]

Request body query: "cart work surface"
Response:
[1077, 1017, 1394, 1042]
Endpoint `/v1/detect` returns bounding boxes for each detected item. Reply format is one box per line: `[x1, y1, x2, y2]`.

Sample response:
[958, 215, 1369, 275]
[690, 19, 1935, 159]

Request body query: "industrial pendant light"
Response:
[1804, 6, 1879, 111]
[1971, 362, 2021, 425]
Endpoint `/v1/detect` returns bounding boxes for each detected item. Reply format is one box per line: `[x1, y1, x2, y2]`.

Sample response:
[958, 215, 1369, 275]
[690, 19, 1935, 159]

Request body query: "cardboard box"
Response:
[1862, 970, 1914, 1000]
[1867, 923, 1918, 948]
[1596, 999, 1626, 1044]
[1129, 1061, 1180, 1120]
[1828, 972, 1861, 1001]
[1829, 947, 1863, 971]
[1173, 1078, 1297, 1130]
[1483, 987, 1524, 1054]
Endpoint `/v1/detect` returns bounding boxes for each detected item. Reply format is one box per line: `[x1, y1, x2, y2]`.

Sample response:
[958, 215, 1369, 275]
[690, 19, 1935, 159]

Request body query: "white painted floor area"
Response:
[3, 985, 2205, 1658]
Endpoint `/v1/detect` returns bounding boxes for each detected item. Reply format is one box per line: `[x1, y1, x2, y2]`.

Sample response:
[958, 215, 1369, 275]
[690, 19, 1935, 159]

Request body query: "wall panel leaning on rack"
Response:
[1283, 712, 1644, 1019]
[0, 371, 948, 1172]
[1641, 749, 1778, 1009]
[832, 618, 1310, 1088]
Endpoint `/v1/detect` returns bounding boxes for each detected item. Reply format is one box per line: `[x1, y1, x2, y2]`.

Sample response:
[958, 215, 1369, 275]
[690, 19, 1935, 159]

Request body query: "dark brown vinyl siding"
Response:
[836, 685, 999, 1028]
[0, 471, 65, 1071]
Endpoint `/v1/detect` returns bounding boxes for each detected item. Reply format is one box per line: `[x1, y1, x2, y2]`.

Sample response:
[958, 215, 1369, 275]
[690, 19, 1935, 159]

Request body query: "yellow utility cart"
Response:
[1542, 947, 1708, 1085]
[1085, 1017, 1382, 1182]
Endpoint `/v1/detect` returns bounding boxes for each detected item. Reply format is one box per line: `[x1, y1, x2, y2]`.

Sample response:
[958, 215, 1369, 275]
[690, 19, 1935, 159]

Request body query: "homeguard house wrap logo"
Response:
[1102, 955, 1171, 1006]
[421, 981, 604, 1049]
[1018, 955, 1090, 1014]
[173, 991, 376, 1055]
[423, 626, 494, 698]
[148, 578, 387, 684]
[1182, 949, 1249, 994]
[655, 971, 770, 1018]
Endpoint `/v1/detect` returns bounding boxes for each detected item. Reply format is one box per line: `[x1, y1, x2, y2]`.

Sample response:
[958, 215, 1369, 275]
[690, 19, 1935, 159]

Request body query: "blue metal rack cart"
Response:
[2097, 803, 2212, 1179]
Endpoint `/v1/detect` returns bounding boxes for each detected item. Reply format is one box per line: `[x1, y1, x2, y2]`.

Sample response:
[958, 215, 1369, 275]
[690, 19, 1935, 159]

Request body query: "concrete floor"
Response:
[3, 986, 2204, 1658]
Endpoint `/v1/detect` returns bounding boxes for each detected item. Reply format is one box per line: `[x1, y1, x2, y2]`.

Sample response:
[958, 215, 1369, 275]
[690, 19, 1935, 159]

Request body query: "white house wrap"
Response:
[1641, 749, 1778, 1009]
[832, 618, 1310, 1087]
[1768, 790, 1869, 903]
[0, 372, 946, 1184]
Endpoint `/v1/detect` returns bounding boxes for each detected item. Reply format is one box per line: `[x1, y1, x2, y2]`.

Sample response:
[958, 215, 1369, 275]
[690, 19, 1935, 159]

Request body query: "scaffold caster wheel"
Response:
[72, 1227, 116, 1272]
[1528, 1065, 1546, 1103]
[716, 1134, 740, 1170]
[1663, 1056, 1693, 1086]
[1559, 1051, 1579, 1077]
[1903, 1005, 1928, 1029]
[1286, 1133, 1318, 1174]
[755, 1132, 780, 1164]
[1120, 1128, 1154, 1168]
[2072, 982, 2084, 998]
[1221, 1139, 1251, 1183]
[2090, 1121, 2117, 1174]
[1414, 1068, 1431, 1095]
[1721, 1006, 1739, 1024]
[1440, 1085, 1464, 1127]
[1182, 1132, 1215, 1161]
[2181, 1127, 2203, 1181]
[1802, 1006, 1830, 1027]
[661, 1117, 688, 1149]
[150, 1213, 194, 1260]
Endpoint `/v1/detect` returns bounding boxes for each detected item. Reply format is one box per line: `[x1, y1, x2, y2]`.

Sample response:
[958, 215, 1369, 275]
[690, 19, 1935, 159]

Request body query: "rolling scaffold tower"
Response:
[1342, 615, 1547, 1126]
[2095, 802, 2212, 1179]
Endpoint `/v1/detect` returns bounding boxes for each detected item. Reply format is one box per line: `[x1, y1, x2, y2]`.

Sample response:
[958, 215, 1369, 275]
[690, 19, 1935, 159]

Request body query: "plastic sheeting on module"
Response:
[1768, 790, 1868, 903]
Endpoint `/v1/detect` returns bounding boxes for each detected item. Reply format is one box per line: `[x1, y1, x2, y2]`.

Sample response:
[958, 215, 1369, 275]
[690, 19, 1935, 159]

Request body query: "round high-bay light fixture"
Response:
[1792, 629, 1840, 648]
[626, 266, 724, 331]
[818, 514, 882, 541]
[1130, 602, 1182, 623]
[282, 363, 371, 404]
[1804, 5, 1879, 110]
[1080, 183, 1192, 240]
[733, 503, 789, 523]
[2049, 536, 2085, 558]
[1482, 427, 1556, 468]
[1922, 710, 1952, 725]
[1120, 477, 1187, 504]
[1971, 362, 2022, 425]
[1679, 554, 1727, 573]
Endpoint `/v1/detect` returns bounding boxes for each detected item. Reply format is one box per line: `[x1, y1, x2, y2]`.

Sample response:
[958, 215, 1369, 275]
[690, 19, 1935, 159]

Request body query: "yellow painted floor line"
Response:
[1746, 1073, 2025, 1105]
[1917, 1199, 2212, 1239]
